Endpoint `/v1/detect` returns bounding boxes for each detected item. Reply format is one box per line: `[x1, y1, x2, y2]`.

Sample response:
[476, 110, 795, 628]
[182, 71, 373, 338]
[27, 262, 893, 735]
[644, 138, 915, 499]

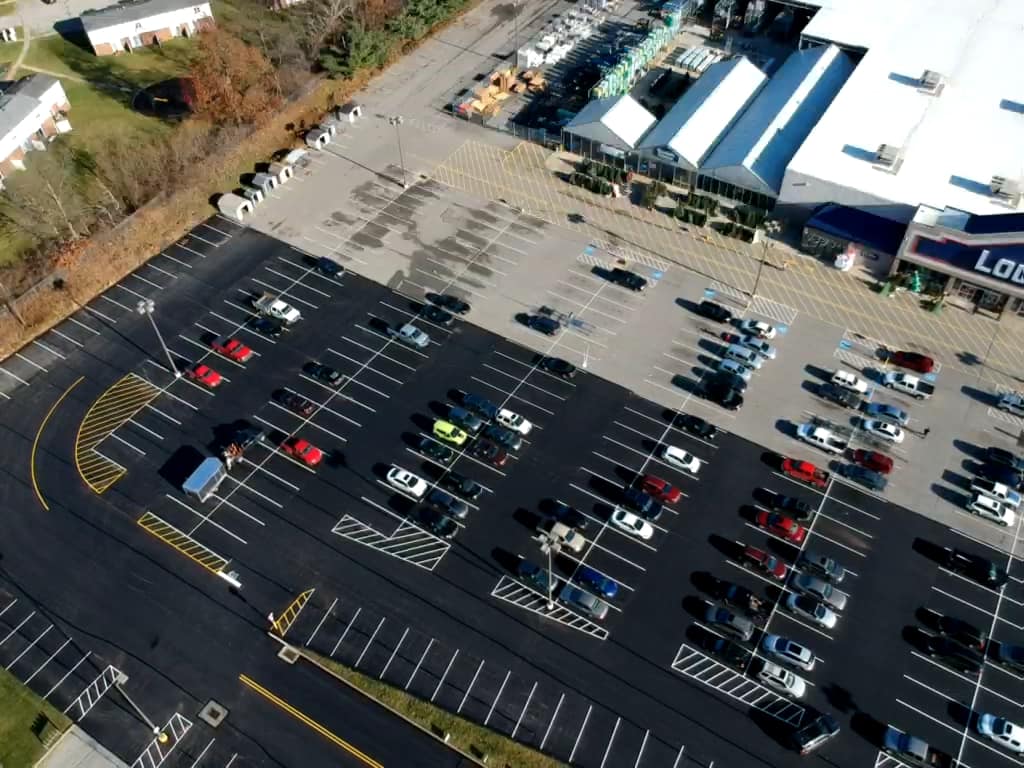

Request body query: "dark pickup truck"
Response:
[882, 726, 953, 768]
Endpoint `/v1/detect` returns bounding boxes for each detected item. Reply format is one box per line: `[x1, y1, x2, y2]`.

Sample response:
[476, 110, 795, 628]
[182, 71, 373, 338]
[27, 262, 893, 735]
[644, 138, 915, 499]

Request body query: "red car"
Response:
[282, 437, 323, 467]
[740, 545, 787, 580]
[211, 336, 253, 363]
[852, 449, 894, 475]
[470, 439, 508, 467]
[781, 458, 829, 488]
[888, 350, 934, 374]
[641, 474, 682, 504]
[185, 363, 222, 388]
[756, 511, 806, 544]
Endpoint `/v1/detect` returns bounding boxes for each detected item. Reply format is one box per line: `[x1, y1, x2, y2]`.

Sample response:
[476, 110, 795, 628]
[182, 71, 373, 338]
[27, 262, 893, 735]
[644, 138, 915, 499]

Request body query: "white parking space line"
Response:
[470, 375, 562, 409]
[341, 335, 419, 370]
[404, 638, 435, 691]
[165, 495, 248, 544]
[457, 659, 485, 714]
[327, 349, 403, 389]
[144, 402, 182, 426]
[380, 628, 409, 680]
[577, 468, 673, 529]
[6, 624, 52, 671]
[129, 272, 164, 290]
[546, 290, 627, 324]
[331, 608, 362, 657]
[355, 325, 430, 360]
[99, 293, 132, 312]
[160, 252, 192, 269]
[600, 436, 699, 481]
[282, 388, 361, 428]
[298, 375, 377, 413]
[539, 693, 565, 751]
[24, 637, 71, 684]
[483, 670, 511, 726]
[808, 528, 867, 558]
[821, 494, 881, 521]
[222, 475, 283, 510]
[187, 231, 220, 247]
[113, 282, 149, 301]
[568, 705, 593, 765]
[43, 651, 91, 699]
[126, 418, 164, 441]
[0, 611, 36, 648]
[910, 652, 1020, 708]
[264, 403, 349, 444]
[264, 267, 332, 298]
[610, 420, 709, 465]
[431, 649, 459, 702]
[775, 610, 835, 641]
[355, 617, 386, 669]
[898, 698, 1015, 767]
[598, 716, 621, 768]
[16, 353, 48, 372]
[50, 329, 84, 348]
[815, 511, 875, 539]
[110, 433, 146, 455]
[250, 278, 320, 310]
[0, 367, 30, 385]
[67, 316, 102, 335]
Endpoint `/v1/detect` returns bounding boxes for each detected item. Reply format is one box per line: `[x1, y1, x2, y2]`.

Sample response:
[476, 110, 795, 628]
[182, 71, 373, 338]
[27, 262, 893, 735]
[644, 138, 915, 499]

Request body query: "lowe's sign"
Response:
[912, 236, 1024, 291]
[974, 250, 1024, 286]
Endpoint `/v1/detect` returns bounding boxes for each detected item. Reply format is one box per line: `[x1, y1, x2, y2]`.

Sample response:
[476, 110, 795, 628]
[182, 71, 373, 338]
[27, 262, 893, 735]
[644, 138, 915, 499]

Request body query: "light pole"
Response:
[389, 115, 408, 189]
[136, 299, 179, 378]
[747, 239, 767, 311]
[582, 342, 590, 369]
[513, 0, 520, 70]
[546, 538, 560, 610]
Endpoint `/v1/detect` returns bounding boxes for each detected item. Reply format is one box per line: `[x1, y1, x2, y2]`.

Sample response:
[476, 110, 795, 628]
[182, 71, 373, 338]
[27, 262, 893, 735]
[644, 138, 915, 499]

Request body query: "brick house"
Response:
[81, 0, 214, 56]
[0, 75, 72, 187]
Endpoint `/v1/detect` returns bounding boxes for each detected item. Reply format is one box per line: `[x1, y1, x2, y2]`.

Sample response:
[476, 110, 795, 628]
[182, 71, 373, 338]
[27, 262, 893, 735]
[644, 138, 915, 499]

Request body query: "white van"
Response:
[724, 344, 763, 370]
[999, 391, 1024, 418]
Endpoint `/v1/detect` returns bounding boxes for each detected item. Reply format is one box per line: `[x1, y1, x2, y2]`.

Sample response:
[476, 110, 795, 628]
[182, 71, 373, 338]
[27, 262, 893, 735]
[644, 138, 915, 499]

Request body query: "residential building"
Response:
[0, 75, 72, 186]
[81, 0, 214, 56]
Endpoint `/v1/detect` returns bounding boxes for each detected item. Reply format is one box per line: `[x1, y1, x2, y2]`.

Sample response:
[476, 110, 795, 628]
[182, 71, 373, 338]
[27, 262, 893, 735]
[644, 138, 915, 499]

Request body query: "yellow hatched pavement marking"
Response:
[75, 374, 160, 494]
[137, 511, 229, 573]
[271, 588, 315, 638]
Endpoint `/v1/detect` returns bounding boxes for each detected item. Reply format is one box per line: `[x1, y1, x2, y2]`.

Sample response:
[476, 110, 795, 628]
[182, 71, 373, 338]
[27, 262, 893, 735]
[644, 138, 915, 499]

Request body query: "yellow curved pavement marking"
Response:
[31, 376, 84, 510]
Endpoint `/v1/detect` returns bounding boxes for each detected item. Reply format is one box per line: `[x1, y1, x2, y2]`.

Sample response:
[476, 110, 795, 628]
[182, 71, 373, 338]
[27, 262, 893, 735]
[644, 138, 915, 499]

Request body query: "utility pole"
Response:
[388, 115, 408, 189]
[747, 238, 767, 310]
[136, 299, 180, 378]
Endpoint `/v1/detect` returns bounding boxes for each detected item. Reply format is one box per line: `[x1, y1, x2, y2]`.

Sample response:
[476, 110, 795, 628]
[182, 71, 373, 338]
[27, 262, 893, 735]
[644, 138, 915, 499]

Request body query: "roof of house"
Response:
[638, 56, 766, 170]
[564, 94, 656, 150]
[700, 44, 854, 196]
[81, 0, 204, 32]
[6, 74, 60, 101]
[784, 0, 1024, 218]
[0, 92, 42, 138]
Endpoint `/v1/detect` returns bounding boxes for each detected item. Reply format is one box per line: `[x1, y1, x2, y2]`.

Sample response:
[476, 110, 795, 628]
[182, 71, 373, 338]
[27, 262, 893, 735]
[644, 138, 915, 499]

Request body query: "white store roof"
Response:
[564, 94, 656, 150]
[783, 0, 1024, 218]
[700, 44, 854, 197]
[637, 57, 766, 171]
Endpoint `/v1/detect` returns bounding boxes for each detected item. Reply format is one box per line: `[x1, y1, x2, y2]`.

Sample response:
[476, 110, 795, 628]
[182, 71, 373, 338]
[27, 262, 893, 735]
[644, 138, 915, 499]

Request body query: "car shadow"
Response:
[821, 683, 859, 714]
[748, 707, 796, 748]
[614, 465, 640, 486]
[851, 711, 889, 747]
[690, 571, 719, 594]
[157, 446, 207, 490]
[776, 419, 799, 438]
[947, 701, 975, 729]
[671, 374, 700, 393]
[804, 364, 834, 382]
[681, 594, 710, 620]
[863, 366, 886, 384]
[492, 548, 523, 574]
[696, 354, 721, 369]
[961, 384, 998, 406]
[511, 507, 541, 531]
[697, 338, 726, 355]
[367, 316, 391, 334]
[930, 482, 968, 507]
[911, 538, 951, 567]
[427, 400, 450, 418]
[409, 413, 433, 431]
[708, 534, 747, 561]
[400, 431, 425, 450]
[761, 451, 786, 470]
[953, 438, 984, 459]
[584, 474, 623, 502]
[940, 469, 972, 491]
[902, 624, 931, 651]
[800, 379, 822, 396]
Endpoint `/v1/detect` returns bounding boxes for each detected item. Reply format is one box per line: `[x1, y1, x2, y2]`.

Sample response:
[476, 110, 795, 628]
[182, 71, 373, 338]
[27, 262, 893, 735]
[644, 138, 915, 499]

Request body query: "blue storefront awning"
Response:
[805, 204, 907, 256]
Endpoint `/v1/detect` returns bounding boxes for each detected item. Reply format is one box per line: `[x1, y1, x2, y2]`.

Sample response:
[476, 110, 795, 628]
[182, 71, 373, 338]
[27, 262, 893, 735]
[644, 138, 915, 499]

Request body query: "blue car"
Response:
[461, 392, 499, 420]
[862, 401, 909, 426]
[574, 566, 619, 599]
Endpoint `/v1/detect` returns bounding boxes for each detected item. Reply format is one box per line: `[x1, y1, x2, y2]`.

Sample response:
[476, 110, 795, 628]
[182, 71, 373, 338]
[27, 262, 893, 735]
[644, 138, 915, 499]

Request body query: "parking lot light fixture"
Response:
[388, 115, 408, 189]
[135, 299, 180, 378]
[546, 537, 561, 611]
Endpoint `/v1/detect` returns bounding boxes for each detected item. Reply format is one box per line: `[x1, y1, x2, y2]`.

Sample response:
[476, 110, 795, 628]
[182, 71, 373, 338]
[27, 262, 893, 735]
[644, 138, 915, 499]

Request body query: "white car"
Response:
[610, 507, 654, 540]
[831, 369, 869, 394]
[977, 714, 1024, 754]
[739, 335, 777, 360]
[662, 445, 701, 474]
[755, 660, 807, 699]
[998, 391, 1024, 418]
[496, 408, 533, 435]
[967, 493, 1016, 527]
[861, 418, 905, 444]
[786, 593, 837, 629]
[761, 635, 816, 672]
[739, 319, 777, 340]
[716, 359, 752, 382]
[385, 466, 428, 499]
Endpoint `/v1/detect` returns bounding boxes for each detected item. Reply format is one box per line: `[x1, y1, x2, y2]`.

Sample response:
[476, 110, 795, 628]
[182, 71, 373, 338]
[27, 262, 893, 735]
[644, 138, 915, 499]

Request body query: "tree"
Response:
[0, 143, 92, 242]
[189, 28, 282, 126]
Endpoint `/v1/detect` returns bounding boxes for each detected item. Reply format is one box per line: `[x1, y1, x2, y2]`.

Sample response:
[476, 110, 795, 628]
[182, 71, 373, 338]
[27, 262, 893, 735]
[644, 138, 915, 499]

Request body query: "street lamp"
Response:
[388, 115, 408, 189]
[546, 538, 560, 610]
[136, 299, 180, 378]
[747, 219, 781, 310]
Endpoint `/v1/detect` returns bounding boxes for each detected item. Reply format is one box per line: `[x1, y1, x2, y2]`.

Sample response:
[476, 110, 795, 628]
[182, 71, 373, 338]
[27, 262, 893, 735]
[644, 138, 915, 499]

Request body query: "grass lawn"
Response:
[0, 667, 71, 766]
[0, 37, 20, 65]
[23, 35, 193, 88]
[0, 0, 17, 17]
[312, 653, 566, 768]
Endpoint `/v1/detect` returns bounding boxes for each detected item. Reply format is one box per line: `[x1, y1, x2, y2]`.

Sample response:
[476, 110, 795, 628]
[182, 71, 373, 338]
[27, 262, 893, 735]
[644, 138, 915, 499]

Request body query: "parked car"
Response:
[831, 369, 869, 394]
[785, 594, 837, 629]
[925, 610, 987, 650]
[851, 449, 894, 474]
[483, 424, 522, 452]
[417, 437, 454, 465]
[249, 316, 284, 338]
[708, 369, 748, 393]
[470, 439, 508, 467]
[703, 604, 755, 641]
[861, 418, 905, 444]
[461, 393, 499, 420]
[433, 420, 468, 446]
[496, 408, 532, 435]
[387, 322, 430, 349]
[417, 508, 458, 539]
[673, 413, 717, 440]
[977, 462, 1023, 490]
[789, 713, 840, 755]
[574, 566, 619, 598]
[756, 511, 806, 544]
[761, 635, 816, 672]
[882, 372, 934, 400]
[701, 378, 744, 410]
[986, 446, 1024, 473]
[941, 547, 1008, 588]
[738, 318, 777, 339]
[697, 300, 732, 323]
[620, 487, 663, 521]
[970, 477, 1022, 507]
[797, 551, 846, 583]
[989, 641, 1024, 674]
[447, 405, 484, 435]
[517, 560, 557, 593]
[739, 335, 777, 360]
[440, 471, 483, 500]
[716, 358, 753, 382]
[921, 634, 983, 674]
[186, 363, 222, 388]
[640, 475, 681, 504]
[966, 493, 1016, 526]
[740, 545, 788, 580]
[547, 501, 589, 530]
[863, 401, 910, 426]
[275, 390, 315, 417]
[386, 466, 428, 498]
[211, 336, 253, 362]
[425, 489, 469, 520]
[840, 463, 888, 491]
[282, 437, 323, 467]
[426, 293, 471, 315]
[781, 458, 829, 487]
[420, 304, 454, 327]
[304, 361, 343, 387]
[767, 493, 814, 523]
[224, 422, 264, 451]
[817, 382, 862, 409]
[559, 585, 609, 620]
[539, 357, 577, 379]
[998, 391, 1024, 417]
[526, 314, 561, 335]
[662, 445, 701, 473]
[977, 714, 1024, 754]
[697, 634, 750, 668]
[315, 257, 343, 277]
[610, 507, 654, 540]
[752, 658, 806, 698]
[790, 572, 848, 611]
[607, 267, 647, 291]
[888, 350, 935, 373]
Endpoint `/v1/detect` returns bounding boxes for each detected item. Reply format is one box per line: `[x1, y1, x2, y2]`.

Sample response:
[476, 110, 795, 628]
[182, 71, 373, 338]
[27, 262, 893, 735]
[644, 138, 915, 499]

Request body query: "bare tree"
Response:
[0, 144, 91, 242]
[302, 0, 354, 60]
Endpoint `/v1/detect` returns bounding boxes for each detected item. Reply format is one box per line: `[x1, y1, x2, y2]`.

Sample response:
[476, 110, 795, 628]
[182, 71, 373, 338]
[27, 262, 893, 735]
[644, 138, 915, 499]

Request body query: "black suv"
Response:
[789, 713, 840, 755]
[448, 406, 484, 435]
[426, 293, 471, 315]
[941, 547, 1008, 588]
[226, 422, 264, 451]
[547, 502, 589, 530]
[250, 316, 284, 338]
[440, 472, 483, 501]
[701, 378, 743, 410]
[922, 634, 983, 674]
[527, 315, 561, 335]
[483, 424, 522, 452]
[770, 493, 814, 523]
[989, 641, 1024, 674]
[425, 489, 469, 520]
[462, 393, 499, 420]
[607, 268, 647, 291]
[417, 508, 458, 539]
[696, 300, 732, 323]
[304, 361, 343, 387]
[985, 446, 1024, 473]
[697, 634, 750, 669]
[620, 488, 663, 521]
[674, 413, 717, 440]
[539, 357, 577, 380]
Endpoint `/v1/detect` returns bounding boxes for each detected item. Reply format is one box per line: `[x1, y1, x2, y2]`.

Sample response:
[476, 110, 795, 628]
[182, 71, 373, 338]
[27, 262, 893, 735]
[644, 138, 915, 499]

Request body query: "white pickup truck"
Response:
[882, 372, 934, 400]
[797, 424, 849, 455]
[253, 292, 302, 324]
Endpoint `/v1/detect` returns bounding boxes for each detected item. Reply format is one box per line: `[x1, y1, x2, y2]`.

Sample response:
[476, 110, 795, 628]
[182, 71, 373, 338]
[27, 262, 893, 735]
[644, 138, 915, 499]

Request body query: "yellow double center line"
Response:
[238, 674, 384, 767]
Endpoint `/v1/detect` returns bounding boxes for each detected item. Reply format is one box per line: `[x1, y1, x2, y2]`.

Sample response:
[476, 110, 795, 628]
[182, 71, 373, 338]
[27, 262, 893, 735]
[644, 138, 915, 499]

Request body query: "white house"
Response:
[81, 0, 214, 56]
[0, 75, 72, 186]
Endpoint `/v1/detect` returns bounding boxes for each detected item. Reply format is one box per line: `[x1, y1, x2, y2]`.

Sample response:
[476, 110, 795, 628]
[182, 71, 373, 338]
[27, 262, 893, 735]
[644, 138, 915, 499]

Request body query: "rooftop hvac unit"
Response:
[918, 69, 944, 95]
[873, 144, 904, 173]
[990, 175, 1023, 206]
